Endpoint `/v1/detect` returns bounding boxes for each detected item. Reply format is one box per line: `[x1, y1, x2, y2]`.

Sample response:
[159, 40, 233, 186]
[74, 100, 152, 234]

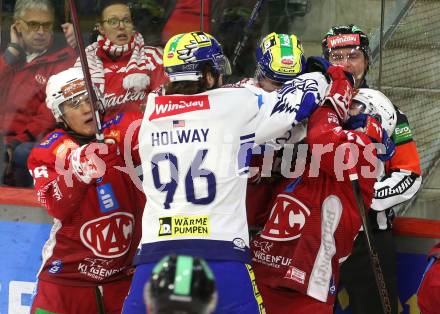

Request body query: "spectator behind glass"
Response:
[0, 0, 77, 187]
[76, 0, 167, 116]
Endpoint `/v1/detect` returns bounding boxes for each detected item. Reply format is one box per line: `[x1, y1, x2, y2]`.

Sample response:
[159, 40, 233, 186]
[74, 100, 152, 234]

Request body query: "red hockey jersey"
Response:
[417, 242, 440, 314]
[28, 112, 144, 286]
[251, 106, 377, 304]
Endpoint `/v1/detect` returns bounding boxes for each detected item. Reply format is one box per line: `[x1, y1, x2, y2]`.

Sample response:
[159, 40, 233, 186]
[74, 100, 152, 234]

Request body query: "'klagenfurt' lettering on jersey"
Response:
[151, 128, 209, 146]
[77, 258, 125, 281]
[150, 95, 210, 120]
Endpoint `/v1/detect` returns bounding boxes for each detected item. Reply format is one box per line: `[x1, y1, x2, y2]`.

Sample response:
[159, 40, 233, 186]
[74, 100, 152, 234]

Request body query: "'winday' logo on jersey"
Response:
[150, 95, 210, 120]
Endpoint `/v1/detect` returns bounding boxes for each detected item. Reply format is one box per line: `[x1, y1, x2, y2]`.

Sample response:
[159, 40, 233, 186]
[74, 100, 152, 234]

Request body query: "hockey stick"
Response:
[64, 0, 70, 23]
[231, 0, 266, 67]
[200, 0, 204, 32]
[67, 0, 104, 143]
[349, 170, 392, 314]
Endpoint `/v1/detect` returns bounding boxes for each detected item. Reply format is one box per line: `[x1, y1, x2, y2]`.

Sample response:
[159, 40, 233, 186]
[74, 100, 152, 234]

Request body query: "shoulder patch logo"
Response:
[102, 114, 124, 129]
[393, 122, 413, 144]
[38, 132, 65, 148]
[150, 95, 210, 120]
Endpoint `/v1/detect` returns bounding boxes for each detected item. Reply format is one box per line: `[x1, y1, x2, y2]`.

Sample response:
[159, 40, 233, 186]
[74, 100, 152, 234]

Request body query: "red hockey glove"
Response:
[324, 65, 354, 121]
[69, 142, 121, 184]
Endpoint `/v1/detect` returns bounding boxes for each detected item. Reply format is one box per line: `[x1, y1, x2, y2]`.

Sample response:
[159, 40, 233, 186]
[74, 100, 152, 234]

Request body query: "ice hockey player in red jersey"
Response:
[250, 77, 395, 313]
[28, 67, 144, 314]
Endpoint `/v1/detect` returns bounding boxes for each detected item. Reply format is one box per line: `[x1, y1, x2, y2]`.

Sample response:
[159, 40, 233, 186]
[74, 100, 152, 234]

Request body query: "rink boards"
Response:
[0, 187, 438, 314]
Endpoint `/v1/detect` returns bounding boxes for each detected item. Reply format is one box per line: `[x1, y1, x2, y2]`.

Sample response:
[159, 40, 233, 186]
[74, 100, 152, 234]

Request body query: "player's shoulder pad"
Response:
[104, 111, 143, 141]
[206, 85, 263, 110]
[243, 83, 265, 95]
[222, 77, 256, 88]
[295, 71, 328, 84]
[102, 113, 125, 130]
[37, 130, 68, 149]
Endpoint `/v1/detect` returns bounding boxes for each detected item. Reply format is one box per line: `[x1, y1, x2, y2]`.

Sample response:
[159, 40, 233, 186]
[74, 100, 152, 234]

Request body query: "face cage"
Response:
[215, 54, 232, 76]
[60, 91, 105, 117]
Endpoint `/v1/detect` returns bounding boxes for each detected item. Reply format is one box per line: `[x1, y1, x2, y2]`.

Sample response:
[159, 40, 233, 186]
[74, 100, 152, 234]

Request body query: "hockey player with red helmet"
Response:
[28, 67, 145, 314]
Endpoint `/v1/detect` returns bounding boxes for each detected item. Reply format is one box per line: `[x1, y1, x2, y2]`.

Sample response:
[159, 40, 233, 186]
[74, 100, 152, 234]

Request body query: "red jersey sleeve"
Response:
[28, 131, 88, 221]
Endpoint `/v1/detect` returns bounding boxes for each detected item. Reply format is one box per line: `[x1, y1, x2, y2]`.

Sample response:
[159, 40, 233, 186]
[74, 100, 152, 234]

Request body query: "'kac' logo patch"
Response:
[158, 215, 210, 237]
[150, 95, 210, 120]
[261, 193, 311, 241]
[80, 212, 134, 258]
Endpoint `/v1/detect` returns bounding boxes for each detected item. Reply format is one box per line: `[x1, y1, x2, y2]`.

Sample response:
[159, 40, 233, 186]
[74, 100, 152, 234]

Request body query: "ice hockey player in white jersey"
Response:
[122, 31, 354, 314]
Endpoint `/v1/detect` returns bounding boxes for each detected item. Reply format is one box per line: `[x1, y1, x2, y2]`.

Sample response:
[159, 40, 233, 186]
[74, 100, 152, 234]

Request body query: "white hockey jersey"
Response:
[135, 72, 328, 263]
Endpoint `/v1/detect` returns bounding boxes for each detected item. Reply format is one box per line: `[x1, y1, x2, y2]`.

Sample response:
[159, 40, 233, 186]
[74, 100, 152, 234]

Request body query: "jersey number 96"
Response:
[151, 149, 216, 209]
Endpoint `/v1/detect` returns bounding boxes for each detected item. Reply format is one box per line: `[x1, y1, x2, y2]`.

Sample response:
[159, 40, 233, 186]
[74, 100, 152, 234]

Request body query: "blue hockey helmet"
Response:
[163, 31, 231, 82]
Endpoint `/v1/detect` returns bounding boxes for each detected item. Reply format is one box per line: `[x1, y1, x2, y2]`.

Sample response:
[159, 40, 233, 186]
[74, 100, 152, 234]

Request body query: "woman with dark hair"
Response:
[76, 0, 167, 115]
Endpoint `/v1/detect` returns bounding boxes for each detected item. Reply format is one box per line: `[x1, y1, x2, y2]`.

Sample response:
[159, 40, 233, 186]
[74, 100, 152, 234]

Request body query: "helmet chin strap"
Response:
[60, 116, 96, 146]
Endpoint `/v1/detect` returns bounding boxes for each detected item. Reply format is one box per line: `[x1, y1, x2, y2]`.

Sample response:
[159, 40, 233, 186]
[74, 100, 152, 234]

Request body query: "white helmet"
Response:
[46, 67, 87, 121]
[351, 88, 397, 135]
